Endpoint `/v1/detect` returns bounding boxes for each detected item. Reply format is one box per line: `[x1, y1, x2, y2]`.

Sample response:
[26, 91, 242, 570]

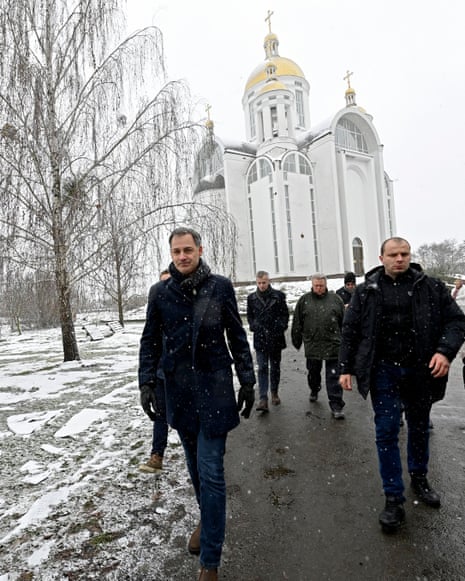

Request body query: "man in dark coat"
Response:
[291, 274, 346, 418]
[138, 227, 255, 581]
[339, 237, 465, 533]
[336, 271, 356, 307]
[247, 270, 289, 411]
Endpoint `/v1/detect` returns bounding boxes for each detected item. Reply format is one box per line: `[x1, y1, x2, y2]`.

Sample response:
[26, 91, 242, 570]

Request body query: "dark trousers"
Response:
[256, 349, 282, 400]
[178, 428, 227, 569]
[150, 377, 168, 456]
[371, 362, 432, 499]
[306, 358, 345, 411]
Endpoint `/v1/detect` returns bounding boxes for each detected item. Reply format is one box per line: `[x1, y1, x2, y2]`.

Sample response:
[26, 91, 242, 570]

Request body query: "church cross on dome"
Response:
[344, 70, 353, 89]
[205, 103, 212, 121]
[265, 10, 274, 33]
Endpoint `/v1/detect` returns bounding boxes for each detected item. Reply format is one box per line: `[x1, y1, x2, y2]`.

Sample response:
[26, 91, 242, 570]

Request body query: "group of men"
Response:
[138, 228, 465, 579]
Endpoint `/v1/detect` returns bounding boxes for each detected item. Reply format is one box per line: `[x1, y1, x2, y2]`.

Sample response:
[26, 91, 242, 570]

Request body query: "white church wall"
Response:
[285, 172, 317, 276]
[307, 137, 345, 275]
[223, 152, 256, 281]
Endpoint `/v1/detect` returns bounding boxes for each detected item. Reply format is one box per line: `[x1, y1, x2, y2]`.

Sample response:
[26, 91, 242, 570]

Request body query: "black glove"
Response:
[237, 383, 255, 419]
[140, 383, 157, 421]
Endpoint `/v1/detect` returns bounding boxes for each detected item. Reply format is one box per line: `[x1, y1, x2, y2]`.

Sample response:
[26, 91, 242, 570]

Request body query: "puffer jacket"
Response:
[291, 290, 344, 359]
[339, 263, 465, 401]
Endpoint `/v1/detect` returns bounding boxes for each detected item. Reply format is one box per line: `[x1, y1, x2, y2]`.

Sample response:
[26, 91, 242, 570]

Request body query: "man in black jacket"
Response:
[339, 237, 465, 533]
[139, 227, 255, 581]
[247, 271, 289, 411]
[336, 271, 356, 307]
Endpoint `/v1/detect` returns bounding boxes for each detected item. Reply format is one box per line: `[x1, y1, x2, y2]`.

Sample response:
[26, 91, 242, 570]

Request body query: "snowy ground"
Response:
[0, 278, 342, 580]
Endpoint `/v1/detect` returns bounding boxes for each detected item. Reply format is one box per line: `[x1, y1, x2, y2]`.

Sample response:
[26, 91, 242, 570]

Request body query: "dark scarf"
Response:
[169, 259, 211, 296]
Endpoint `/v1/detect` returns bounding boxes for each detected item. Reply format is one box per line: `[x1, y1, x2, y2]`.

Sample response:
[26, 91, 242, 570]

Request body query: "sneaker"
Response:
[256, 399, 269, 412]
[410, 475, 441, 507]
[139, 453, 163, 473]
[309, 391, 318, 402]
[379, 496, 405, 533]
[271, 392, 281, 406]
[332, 410, 345, 420]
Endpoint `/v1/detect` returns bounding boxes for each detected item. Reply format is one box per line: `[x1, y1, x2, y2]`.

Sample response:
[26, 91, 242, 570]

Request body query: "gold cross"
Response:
[265, 10, 274, 33]
[343, 70, 353, 89]
[205, 103, 212, 121]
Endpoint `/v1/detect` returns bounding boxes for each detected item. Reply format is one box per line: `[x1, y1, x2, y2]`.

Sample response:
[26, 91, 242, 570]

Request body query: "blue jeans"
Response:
[306, 358, 345, 411]
[151, 377, 168, 456]
[371, 362, 432, 499]
[178, 428, 227, 569]
[256, 349, 282, 400]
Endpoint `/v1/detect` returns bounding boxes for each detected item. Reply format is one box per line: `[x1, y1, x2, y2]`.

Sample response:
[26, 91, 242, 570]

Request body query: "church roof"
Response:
[245, 56, 305, 92]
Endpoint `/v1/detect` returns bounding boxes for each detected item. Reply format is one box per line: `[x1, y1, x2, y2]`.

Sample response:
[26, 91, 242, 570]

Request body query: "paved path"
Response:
[220, 349, 465, 581]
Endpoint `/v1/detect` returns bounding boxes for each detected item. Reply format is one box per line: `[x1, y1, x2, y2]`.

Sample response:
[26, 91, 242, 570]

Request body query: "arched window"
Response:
[352, 237, 364, 275]
[336, 118, 368, 154]
[283, 153, 312, 181]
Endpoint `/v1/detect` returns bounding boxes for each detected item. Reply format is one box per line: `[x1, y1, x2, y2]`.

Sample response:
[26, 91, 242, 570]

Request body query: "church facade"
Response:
[192, 22, 396, 282]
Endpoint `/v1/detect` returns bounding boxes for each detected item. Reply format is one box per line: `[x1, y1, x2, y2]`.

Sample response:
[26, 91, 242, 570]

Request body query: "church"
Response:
[192, 14, 396, 283]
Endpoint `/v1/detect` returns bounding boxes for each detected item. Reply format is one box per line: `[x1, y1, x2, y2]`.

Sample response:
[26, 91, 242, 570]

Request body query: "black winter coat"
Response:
[247, 287, 289, 352]
[139, 265, 255, 437]
[339, 264, 465, 402]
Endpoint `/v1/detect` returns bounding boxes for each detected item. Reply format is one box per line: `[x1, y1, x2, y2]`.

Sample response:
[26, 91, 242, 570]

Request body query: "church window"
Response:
[258, 111, 265, 142]
[259, 158, 273, 182]
[270, 106, 278, 136]
[283, 153, 296, 175]
[284, 185, 294, 271]
[335, 118, 368, 153]
[270, 187, 280, 272]
[249, 106, 256, 138]
[352, 237, 364, 275]
[247, 163, 258, 192]
[298, 156, 311, 176]
[295, 90, 305, 127]
[310, 188, 320, 271]
[248, 197, 257, 273]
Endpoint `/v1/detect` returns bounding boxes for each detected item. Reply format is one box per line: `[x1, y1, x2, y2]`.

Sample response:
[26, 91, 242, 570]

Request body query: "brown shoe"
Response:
[256, 399, 269, 412]
[271, 392, 281, 405]
[139, 453, 163, 473]
[199, 567, 218, 581]
[188, 522, 201, 555]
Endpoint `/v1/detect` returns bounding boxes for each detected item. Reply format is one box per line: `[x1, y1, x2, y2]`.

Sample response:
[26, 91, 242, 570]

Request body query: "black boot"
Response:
[410, 475, 441, 507]
[379, 496, 405, 533]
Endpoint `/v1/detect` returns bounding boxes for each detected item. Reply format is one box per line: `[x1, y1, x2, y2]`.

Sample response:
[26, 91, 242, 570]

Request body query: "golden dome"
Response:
[245, 56, 305, 92]
[345, 87, 355, 94]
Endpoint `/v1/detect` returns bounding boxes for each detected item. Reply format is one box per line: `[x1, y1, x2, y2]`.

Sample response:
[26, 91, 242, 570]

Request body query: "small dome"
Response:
[245, 56, 305, 92]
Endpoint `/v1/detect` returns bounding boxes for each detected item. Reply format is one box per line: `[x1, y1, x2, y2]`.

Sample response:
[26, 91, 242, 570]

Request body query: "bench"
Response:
[106, 320, 124, 334]
[82, 324, 105, 341]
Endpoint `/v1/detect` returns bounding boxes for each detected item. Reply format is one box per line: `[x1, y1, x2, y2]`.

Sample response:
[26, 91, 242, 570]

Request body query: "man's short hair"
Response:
[169, 227, 202, 247]
[159, 269, 170, 279]
[256, 270, 269, 278]
[311, 273, 327, 281]
[380, 237, 411, 255]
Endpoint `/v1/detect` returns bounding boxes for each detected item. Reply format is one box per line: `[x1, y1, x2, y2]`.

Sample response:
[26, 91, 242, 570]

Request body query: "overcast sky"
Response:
[126, 0, 465, 251]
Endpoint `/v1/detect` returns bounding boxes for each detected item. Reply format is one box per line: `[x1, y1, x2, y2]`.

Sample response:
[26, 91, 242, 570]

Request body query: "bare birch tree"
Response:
[0, 0, 201, 360]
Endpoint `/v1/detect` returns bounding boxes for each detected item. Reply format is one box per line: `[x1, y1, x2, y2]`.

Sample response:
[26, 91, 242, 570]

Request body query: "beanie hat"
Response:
[344, 272, 356, 284]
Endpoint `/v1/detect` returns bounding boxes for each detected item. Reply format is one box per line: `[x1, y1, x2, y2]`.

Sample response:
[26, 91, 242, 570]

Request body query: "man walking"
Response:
[291, 274, 346, 419]
[247, 271, 289, 412]
[339, 237, 465, 533]
[139, 227, 256, 581]
[139, 269, 170, 473]
[336, 272, 356, 307]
